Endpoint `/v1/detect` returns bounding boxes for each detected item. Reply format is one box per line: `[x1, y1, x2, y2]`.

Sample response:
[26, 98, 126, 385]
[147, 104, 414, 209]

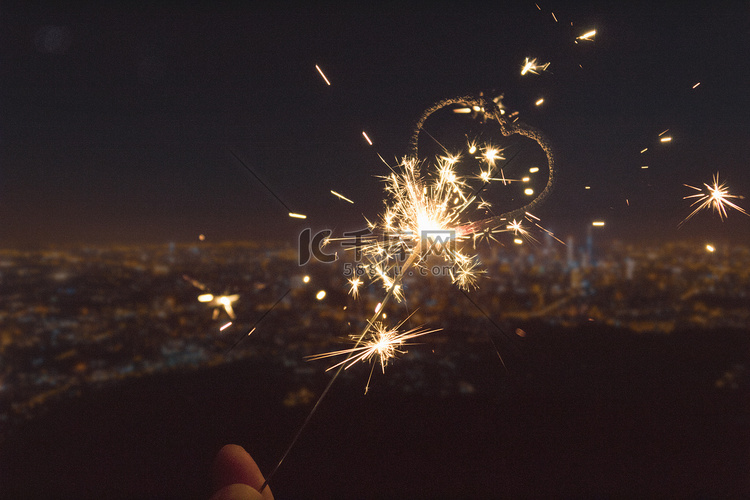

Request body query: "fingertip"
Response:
[212, 444, 273, 499]
[209, 483, 263, 500]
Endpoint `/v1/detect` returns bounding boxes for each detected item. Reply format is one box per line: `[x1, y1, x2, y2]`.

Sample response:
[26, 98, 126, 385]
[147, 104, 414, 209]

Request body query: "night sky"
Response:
[3, 2, 750, 246]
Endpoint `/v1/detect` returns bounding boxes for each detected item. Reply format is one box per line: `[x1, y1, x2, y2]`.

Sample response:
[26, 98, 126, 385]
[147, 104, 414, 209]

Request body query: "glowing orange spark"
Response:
[575, 29, 596, 42]
[315, 64, 331, 85]
[331, 190, 354, 203]
[681, 172, 749, 226]
[521, 57, 550, 76]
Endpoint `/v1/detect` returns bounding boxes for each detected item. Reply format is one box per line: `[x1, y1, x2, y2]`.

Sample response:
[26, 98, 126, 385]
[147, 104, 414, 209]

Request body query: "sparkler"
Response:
[680, 172, 749, 226]
[314, 93, 556, 373]
[261, 94, 556, 492]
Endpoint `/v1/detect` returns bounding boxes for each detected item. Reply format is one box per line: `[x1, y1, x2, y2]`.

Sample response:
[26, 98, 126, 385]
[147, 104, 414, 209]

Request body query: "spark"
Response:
[524, 188, 534, 195]
[302, 275, 310, 284]
[362, 131, 373, 145]
[640, 148, 648, 153]
[220, 322, 232, 331]
[521, 57, 550, 76]
[660, 136, 672, 143]
[681, 172, 749, 226]
[513, 238, 523, 245]
[348, 277, 362, 298]
[308, 315, 439, 378]
[331, 190, 355, 204]
[585, 186, 591, 189]
[197, 293, 239, 319]
[535, 98, 545, 106]
[692, 82, 701, 89]
[289, 212, 307, 219]
[641, 166, 649, 169]
[316, 290, 327, 300]
[551, 12, 558, 22]
[706, 244, 715, 252]
[529, 167, 539, 173]
[575, 29, 597, 42]
[592, 221, 605, 227]
[315, 64, 331, 85]
[198, 234, 205, 241]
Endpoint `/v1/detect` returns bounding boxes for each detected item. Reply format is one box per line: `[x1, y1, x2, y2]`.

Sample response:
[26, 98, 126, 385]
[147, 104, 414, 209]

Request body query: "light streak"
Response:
[521, 57, 550, 76]
[680, 172, 749, 226]
[641, 166, 649, 169]
[535, 98, 544, 106]
[315, 64, 331, 85]
[640, 148, 648, 153]
[289, 212, 307, 219]
[658, 129, 669, 136]
[575, 29, 596, 42]
[220, 322, 232, 331]
[706, 244, 715, 252]
[692, 82, 701, 89]
[331, 190, 354, 203]
[660, 136, 672, 143]
[551, 12, 558, 22]
[529, 167, 539, 173]
[592, 221, 605, 227]
[362, 131, 373, 145]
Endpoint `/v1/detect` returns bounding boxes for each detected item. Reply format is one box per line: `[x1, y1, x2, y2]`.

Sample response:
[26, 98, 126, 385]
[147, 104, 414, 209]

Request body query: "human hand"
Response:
[210, 444, 274, 500]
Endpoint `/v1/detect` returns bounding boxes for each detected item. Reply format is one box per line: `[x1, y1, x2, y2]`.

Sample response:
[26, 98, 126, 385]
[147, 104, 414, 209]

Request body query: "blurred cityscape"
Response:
[1, 237, 748, 428]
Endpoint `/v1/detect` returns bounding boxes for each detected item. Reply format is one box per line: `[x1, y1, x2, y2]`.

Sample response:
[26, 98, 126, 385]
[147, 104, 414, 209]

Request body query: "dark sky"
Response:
[2, 2, 750, 246]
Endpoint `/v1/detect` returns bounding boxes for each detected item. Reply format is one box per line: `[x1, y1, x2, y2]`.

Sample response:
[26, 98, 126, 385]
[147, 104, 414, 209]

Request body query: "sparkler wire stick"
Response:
[228, 148, 296, 216]
[227, 289, 291, 353]
[260, 251, 420, 492]
[458, 289, 511, 371]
